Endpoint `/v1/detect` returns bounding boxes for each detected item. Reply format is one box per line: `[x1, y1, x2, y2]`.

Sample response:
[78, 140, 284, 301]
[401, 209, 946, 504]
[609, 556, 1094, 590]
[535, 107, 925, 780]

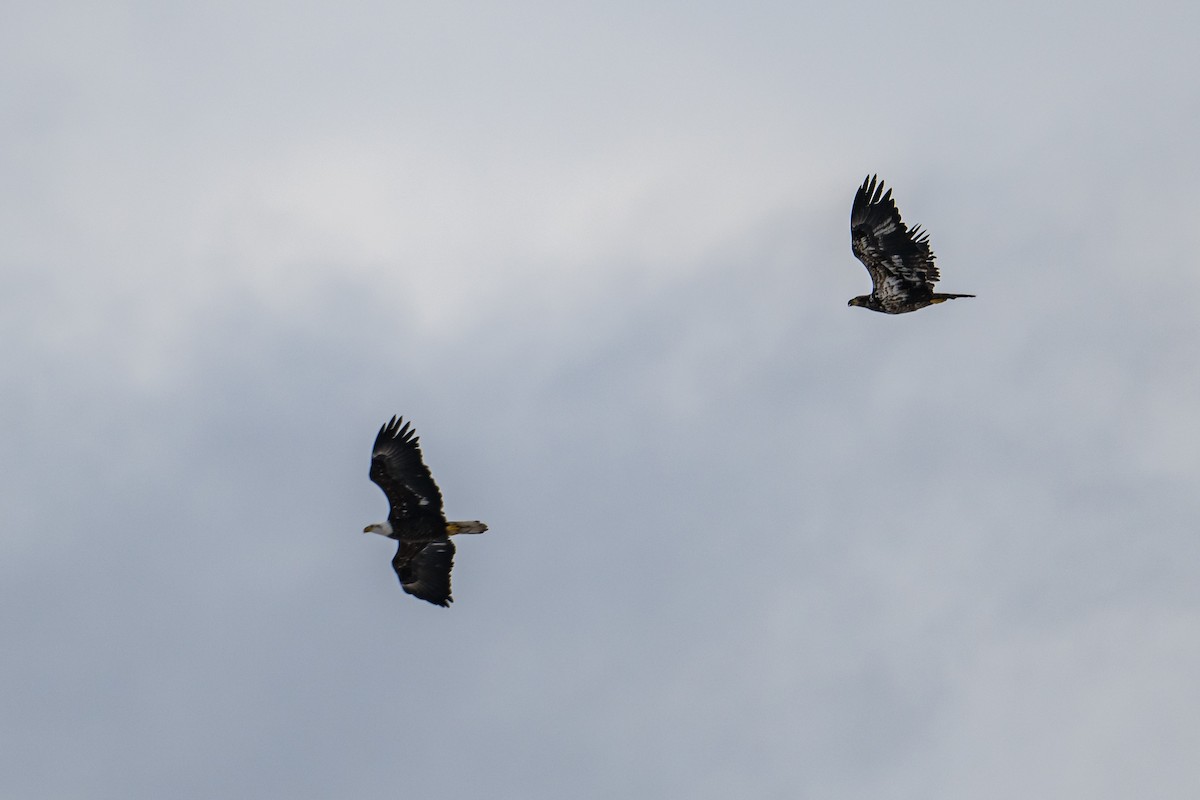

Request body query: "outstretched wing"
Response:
[393, 540, 455, 606]
[369, 416, 446, 530]
[850, 175, 940, 296]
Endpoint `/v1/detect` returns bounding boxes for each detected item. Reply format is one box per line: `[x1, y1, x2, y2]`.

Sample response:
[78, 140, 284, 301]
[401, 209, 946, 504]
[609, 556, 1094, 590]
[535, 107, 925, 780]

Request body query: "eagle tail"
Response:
[446, 520, 488, 535]
[929, 293, 975, 304]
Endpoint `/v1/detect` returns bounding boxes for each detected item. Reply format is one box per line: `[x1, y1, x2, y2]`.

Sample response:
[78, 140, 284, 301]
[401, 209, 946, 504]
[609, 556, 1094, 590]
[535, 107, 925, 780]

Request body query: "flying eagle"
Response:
[848, 175, 974, 313]
[364, 416, 487, 607]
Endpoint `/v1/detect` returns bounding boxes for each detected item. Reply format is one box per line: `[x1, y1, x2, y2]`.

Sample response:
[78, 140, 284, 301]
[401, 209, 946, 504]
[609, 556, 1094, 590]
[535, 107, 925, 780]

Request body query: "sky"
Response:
[3, 1, 1200, 797]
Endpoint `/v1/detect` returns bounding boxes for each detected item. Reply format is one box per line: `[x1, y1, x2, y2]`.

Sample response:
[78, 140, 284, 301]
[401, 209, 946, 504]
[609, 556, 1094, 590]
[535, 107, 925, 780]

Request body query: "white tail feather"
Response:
[446, 520, 488, 535]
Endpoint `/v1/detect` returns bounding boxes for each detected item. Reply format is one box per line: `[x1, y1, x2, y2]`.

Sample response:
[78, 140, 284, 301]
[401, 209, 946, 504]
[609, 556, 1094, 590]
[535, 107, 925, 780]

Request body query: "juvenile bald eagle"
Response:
[848, 175, 974, 314]
[364, 416, 487, 607]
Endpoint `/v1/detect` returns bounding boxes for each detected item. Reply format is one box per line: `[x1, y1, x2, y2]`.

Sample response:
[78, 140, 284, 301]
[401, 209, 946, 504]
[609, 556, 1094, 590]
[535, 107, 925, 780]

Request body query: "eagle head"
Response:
[363, 521, 395, 537]
[848, 295, 873, 309]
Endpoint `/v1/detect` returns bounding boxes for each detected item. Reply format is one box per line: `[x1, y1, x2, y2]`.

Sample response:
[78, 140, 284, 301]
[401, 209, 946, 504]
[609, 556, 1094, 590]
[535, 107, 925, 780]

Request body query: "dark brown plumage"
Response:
[848, 175, 974, 314]
[364, 416, 487, 607]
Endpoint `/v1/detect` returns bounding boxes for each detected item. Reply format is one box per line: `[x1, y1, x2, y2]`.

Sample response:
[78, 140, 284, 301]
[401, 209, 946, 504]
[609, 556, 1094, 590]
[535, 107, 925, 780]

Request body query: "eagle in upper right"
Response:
[848, 175, 974, 314]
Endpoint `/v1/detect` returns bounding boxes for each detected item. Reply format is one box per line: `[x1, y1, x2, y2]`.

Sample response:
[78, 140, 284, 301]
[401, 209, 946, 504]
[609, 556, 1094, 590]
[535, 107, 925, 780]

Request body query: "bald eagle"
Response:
[848, 175, 974, 314]
[364, 416, 487, 606]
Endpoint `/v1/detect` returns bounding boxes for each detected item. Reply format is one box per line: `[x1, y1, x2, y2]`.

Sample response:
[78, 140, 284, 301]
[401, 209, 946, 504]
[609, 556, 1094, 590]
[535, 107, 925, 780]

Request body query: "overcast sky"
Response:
[3, 2, 1200, 798]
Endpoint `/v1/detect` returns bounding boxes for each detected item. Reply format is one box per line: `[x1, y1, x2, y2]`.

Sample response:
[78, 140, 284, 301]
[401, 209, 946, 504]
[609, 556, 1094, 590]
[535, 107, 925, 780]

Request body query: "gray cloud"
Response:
[3, 2, 1199, 798]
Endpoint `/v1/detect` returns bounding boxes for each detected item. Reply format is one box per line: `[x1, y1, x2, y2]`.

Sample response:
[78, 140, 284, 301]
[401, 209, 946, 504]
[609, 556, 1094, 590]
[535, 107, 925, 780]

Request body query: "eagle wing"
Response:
[850, 175, 940, 294]
[393, 540, 455, 606]
[369, 416, 446, 531]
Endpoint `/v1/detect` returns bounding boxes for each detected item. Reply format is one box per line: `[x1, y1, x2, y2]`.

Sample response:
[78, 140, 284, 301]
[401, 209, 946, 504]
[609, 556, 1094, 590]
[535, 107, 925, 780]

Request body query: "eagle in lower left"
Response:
[364, 416, 487, 606]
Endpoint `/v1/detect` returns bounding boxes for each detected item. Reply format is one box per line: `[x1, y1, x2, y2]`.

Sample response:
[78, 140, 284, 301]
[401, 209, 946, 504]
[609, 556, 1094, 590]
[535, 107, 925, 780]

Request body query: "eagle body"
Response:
[364, 416, 487, 606]
[848, 175, 973, 314]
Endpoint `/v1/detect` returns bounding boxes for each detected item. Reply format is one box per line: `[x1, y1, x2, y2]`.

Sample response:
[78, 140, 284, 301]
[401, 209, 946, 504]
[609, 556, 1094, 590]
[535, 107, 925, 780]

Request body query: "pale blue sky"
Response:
[3, 2, 1199, 798]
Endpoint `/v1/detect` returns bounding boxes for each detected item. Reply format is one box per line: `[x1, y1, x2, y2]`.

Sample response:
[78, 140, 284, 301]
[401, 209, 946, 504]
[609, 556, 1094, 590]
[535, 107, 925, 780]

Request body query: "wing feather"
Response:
[850, 175, 940, 291]
[369, 416, 446, 529]
[393, 540, 455, 606]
